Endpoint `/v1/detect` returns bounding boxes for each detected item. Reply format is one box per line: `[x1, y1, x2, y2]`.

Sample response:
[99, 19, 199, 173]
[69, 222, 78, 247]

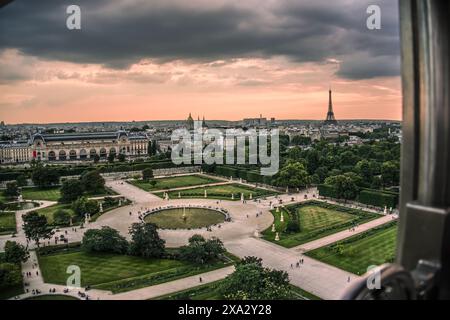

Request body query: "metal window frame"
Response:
[397, 0, 450, 299]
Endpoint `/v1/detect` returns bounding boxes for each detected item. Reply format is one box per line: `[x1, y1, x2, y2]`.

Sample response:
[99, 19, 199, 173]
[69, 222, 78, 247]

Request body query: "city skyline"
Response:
[0, 0, 401, 124]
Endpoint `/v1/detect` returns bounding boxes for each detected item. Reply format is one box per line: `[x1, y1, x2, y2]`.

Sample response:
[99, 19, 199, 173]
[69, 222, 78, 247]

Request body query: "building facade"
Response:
[0, 131, 149, 164]
[0, 142, 30, 163]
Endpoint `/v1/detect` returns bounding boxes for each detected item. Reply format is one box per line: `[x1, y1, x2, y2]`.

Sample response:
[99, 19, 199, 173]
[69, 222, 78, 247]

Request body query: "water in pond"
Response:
[4, 202, 39, 211]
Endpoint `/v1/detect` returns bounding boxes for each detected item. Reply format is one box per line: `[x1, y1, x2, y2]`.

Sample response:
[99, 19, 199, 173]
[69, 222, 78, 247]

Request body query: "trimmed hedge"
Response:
[317, 184, 338, 198]
[318, 185, 399, 209]
[358, 189, 399, 208]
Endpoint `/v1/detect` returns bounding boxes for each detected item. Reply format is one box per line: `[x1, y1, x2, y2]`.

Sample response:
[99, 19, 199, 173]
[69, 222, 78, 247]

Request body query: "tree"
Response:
[147, 141, 153, 156]
[314, 166, 329, 183]
[381, 161, 400, 187]
[118, 153, 126, 162]
[286, 219, 300, 233]
[31, 165, 60, 187]
[53, 209, 72, 226]
[4, 182, 19, 199]
[81, 170, 105, 193]
[93, 154, 100, 164]
[4, 241, 29, 264]
[82, 227, 128, 254]
[149, 180, 157, 188]
[219, 262, 291, 300]
[22, 211, 53, 246]
[179, 235, 225, 265]
[238, 256, 263, 267]
[128, 223, 165, 258]
[325, 175, 359, 201]
[107, 152, 115, 163]
[291, 135, 311, 146]
[72, 197, 99, 217]
[355, 160, 373, 185]
[275, 162, 310, 188]
[142, 168, 154, 181]
[0, 263, 22, 289]
[16, 175, 28, 187]
[151, 140, 158, 155]
[60, 179, 84, 203]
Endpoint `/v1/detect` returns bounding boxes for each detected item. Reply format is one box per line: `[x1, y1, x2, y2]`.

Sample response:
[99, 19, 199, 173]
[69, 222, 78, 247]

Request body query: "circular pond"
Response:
[4, 201, 40, 211]
[144, 207, 226, 229]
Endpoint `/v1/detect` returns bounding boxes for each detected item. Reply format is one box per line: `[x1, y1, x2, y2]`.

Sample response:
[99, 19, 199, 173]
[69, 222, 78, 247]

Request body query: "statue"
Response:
[204, 190, 207, 198]
[280, 212, 284, 222]
[241, 193, 244, 202]
[99, 202, 103, 213]
[384, 206, 388, 214]
[271, 224, 275, 232]
[178, 192, 181, 198]
[249, 193, 253, 200]
[275, 232, 280, 241]
[231, 193, 234, 200]
[254, 229, 260, 238]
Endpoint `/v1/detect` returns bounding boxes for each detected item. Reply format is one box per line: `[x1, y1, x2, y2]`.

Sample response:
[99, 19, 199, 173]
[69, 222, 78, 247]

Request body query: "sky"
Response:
[0, 0, 402, 124]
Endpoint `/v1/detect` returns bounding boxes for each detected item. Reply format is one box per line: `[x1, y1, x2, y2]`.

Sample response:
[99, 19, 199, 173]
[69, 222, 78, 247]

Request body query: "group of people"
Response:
[24, 270, 39, 278]
[290, 258, 305, 269]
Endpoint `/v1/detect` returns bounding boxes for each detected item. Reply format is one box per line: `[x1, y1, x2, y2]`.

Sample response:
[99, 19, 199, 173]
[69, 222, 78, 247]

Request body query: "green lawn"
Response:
[21, 186, 116, 202]
[21, 187, 61, 202]
[156, 183, 278, 200]
[130, 175, 221, 191]
[25, 295, 79, 300]
[38, 249, 234, 293]
[0, 211, 16, 235]
[154, 281, 319, 300]
[144, 207, 225, 229]
[262, 201, 379, 248]
[35, 203, 77, 225]
[306, 222, 397, 275]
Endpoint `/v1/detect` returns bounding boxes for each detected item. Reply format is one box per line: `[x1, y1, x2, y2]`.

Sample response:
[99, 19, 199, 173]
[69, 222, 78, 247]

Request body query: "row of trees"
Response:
[81, 224, 226, 265]
[0, 241, 29, 292]
[60, 170, 105, 203]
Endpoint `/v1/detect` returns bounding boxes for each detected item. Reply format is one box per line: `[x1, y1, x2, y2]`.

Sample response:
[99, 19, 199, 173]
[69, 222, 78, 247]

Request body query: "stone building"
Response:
[0, 141, 30, 163]
[0, 130, 149, 163]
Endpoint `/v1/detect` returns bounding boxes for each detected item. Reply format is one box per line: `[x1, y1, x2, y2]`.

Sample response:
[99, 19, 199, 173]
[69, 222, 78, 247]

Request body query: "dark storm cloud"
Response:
[0, 0, 400, 79]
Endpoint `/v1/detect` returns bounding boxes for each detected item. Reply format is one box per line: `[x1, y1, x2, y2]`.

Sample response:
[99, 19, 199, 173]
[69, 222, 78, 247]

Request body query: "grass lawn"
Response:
[262, 201, 379, 248]
[306, 222, 397, 275]
[156, 183, 278, 200]
[38, 249, 234, 293]
[25, 295, 79, 300]
[21, 187, 61, 202]
[144, 207, 225, 229]
[0, 211, 16, 235]
[130, 175, 221, 191]
[21, 186, 116, 202]
[35, 203, 77, 225]
[154, 281, 319, 300]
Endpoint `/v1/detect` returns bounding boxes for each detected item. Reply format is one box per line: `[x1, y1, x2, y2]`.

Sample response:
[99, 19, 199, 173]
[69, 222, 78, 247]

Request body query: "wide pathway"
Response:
[105, 179, 161, 203]
[225, 238, 355, 300]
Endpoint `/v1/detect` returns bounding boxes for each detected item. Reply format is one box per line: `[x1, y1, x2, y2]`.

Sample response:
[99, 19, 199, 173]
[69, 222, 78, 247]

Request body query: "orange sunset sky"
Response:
[0, 0, 402, 124]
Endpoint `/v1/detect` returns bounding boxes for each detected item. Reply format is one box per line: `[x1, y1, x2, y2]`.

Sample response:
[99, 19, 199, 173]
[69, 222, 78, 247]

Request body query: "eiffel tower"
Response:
[324, 89, 338, 125]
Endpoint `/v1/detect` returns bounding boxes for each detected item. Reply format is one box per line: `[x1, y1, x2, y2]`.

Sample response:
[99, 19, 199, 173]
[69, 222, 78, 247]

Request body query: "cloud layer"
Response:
[0, 0, 400, 80]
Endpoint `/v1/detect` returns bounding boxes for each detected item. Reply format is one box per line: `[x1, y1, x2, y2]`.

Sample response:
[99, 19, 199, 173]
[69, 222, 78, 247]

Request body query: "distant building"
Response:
[0, 130, 149, 164]
[0, 141, 30, 163]
[243, 115, 267, 127]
